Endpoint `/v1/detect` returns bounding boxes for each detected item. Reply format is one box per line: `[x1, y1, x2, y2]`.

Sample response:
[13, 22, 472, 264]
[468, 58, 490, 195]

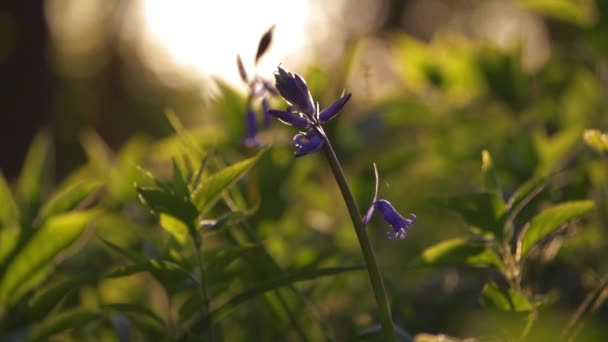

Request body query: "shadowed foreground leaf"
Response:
[189, 265, 365, 333]
[481, 282, 532, 312]
[28, 309, 101, 342]
[431, 192, 505, 236]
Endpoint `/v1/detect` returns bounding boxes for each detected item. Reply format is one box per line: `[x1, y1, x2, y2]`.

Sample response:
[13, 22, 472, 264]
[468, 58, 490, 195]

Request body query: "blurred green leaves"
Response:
[518, 200, 595, 259]
[0, 211, 96, 305]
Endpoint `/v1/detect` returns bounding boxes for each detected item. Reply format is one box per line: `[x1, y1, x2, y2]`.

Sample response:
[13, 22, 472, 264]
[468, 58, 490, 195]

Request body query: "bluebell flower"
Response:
[238, 26, 278, 147]
[267, 65, 351, 157]
[362, 163, 416, 240]
[243, 109, 259, 148]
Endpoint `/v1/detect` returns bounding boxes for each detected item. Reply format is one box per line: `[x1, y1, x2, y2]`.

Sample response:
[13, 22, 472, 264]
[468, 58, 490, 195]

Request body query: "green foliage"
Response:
[0, 211, 96, 305]
[481, 282, 532, 312]
[518, 200, 595, 259]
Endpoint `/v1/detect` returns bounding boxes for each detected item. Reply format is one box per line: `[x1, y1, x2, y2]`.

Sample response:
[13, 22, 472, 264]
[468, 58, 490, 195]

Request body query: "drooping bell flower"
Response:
[362, 163, 416, 240]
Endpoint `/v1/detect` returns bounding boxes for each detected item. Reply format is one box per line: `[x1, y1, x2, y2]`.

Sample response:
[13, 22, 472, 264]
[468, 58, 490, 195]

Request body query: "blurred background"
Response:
[1, 0, 608, 339]
[3, 0, 600, 179]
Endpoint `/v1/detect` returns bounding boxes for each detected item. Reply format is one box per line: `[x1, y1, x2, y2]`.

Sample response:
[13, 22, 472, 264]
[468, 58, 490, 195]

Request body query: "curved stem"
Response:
[321, 139, 396, 342]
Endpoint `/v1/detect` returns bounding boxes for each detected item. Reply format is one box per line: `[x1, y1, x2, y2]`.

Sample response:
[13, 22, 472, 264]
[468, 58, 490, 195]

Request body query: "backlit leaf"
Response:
[481, 282, 532, 312]
[191, 152, 263, 215]
[519, 200, 595, 259]
[0, 211, 95, 305]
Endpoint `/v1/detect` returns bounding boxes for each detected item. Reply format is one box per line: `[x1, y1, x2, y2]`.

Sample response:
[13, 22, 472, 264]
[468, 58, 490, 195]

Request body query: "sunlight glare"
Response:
[135, 0, 317, 90]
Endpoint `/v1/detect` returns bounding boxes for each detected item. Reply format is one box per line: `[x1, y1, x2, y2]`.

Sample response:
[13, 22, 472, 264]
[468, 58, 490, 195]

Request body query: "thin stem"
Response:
[321, 139, 396, 342]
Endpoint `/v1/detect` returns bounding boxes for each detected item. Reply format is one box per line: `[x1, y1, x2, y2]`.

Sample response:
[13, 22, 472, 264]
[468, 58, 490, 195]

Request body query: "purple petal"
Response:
[246, 109, 257, 138]
[375, 200, 416, 234]
[263, 81, 278, 95]
[294, 130, 325, 157]
[319, 93, 351, 123]
[243, 109, 260, 147]
[267, 109, 309, 128]
[262, 98, 272, 128]
[236, 55, 248, 83]
[274, 66, 315, 115]
[362, 204, 375, 225]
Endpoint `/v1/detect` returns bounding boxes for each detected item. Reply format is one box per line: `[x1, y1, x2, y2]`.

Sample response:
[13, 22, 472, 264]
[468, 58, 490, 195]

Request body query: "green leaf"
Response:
[534, 128, 583, 176]
[431, 192, 506, 236]
[190, 265, 364, 332]
[481, 282, 532, 312]
[481, 149, 500, 194]
[519, 200, 595, 259]
[28, 308, 101, 342]
[136, 187, 198, 224]
[0, 224, 20, 267]
[38, 181, 103, 222]
[105, 259, 193, 295]
[81, 131, 113, 175]
[159, 213, 189, 244]
[418, 238, 503, 269]
[102, 303, 166, 328]
[27, 277, 85, 321]
[191, 153, 263, 214]
[517, 0, 595, 27]
[0, 172, 19, 227]
[505, 176, 547, 215]
[0, 211, 95, 305]
[17, 132, 52, 215]
[98, 236, 143, 262]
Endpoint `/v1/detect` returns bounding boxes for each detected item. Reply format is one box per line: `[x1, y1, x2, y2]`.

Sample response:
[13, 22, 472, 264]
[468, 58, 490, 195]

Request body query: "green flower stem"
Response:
[322, 139, 396, 342]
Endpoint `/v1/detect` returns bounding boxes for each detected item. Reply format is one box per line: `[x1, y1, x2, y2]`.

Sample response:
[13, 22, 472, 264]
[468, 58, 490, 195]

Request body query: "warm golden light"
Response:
[131, 0, 323, 89]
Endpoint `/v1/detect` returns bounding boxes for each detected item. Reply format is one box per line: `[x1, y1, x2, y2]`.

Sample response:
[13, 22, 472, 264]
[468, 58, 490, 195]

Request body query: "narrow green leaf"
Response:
[0, 225, 20, 267]
[481, 149, 500, 194]
[519, 200, 595, 258]
[81, 131, 113, 175]
[28, 308, 101, 342]
[191, 153, 263, 214]
[17, 132, 51, 214]
[136, 187, 198, 223]
[27, 277, 85, 321]
[102, 303, 166, 328]
[205, 244, 260, 278]
[431, 192, 505, 236]
[418, 238, 503, 269]
[190, 265, 364, 332]
[98, 237, 143, 262]
[0, 211, 95, 305]
[505, 176, 547, 214]
[0, 172, 19, 227]
[159, 213, 189, 244]
[105, 259, 193, 294]
[534, 128, 583, 177]
[481, 282, 532, 312]
[38, 181, 103, 222]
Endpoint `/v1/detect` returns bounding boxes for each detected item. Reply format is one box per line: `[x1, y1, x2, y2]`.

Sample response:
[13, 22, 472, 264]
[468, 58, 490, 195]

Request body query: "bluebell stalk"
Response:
[267, 65, 416, 341]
